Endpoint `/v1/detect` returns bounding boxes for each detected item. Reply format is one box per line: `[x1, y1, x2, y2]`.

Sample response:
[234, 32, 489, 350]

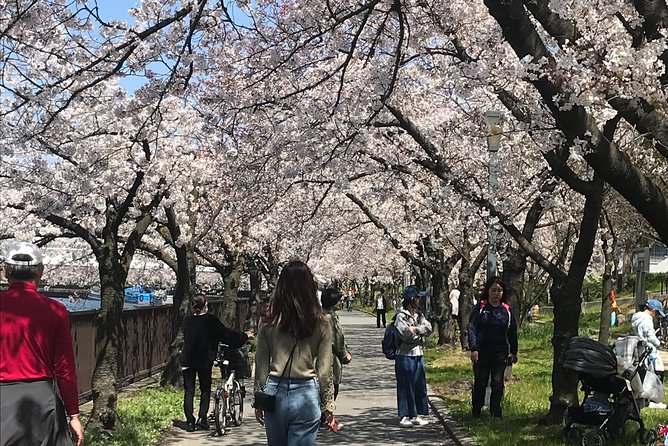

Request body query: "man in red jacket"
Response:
[0, 242, 84, 446]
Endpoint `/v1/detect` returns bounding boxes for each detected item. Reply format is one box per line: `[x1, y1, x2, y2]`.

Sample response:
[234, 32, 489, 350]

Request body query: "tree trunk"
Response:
[221, 254, 243, 326]
[598, 218, 615, 345]
[502, 245, 526, 325]
[369, 280, 378, 308]
[458, 255, 472, 350]
[159, 216, 198, 387]
[546, 277, 580, 423]
[544, 176, 604, 423]
[599, 272, 614, 345]
[160, 324, 186, 387]
[89, 253, 126, 430]
[431, 271, 457, 345]
[160, 288, 193, 387]
[618, 246, 633, 295]
[249, 260, 264, 303]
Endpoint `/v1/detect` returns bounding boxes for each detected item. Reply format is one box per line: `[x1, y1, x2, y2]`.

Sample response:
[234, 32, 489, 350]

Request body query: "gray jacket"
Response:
[394, 308, 432, 357]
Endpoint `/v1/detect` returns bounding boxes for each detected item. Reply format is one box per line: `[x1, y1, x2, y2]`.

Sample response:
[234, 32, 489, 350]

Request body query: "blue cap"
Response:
[402, 285, 418, 299]
[646, 299, 666, 317]
[417, 290, 428, 298]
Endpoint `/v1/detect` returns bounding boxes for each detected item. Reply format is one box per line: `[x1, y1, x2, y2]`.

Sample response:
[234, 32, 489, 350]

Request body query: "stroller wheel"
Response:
[581, 430, 604, 446]
[636, 428, 658, 446]
[565, 427, 583, 446]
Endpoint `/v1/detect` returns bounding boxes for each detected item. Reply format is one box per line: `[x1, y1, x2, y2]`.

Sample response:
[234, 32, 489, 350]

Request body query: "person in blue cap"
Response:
[631, 298, 666, 381]
[394, 285, 433, 428]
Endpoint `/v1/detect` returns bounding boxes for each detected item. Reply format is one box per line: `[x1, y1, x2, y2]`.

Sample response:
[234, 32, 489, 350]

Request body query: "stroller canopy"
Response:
[563, 337, 617, 379]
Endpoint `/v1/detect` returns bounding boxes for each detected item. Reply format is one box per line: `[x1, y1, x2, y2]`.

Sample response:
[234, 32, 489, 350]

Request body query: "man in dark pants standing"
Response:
[0, 242, 84, 446]
[375, 290, 388, 328]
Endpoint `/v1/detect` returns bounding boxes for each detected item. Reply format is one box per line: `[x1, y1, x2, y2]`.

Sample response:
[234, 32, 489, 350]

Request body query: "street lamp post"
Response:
[485, 111, 503, 281]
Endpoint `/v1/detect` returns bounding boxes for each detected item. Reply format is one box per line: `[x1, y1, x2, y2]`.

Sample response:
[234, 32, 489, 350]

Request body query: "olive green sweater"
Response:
[324, 309, 350, 385]
[254, 316, 335, 412]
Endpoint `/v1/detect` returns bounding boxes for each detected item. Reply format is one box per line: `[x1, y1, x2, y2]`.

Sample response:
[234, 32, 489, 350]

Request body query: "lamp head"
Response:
[485, 111, 503, 151]
[485, 110, 502, 125]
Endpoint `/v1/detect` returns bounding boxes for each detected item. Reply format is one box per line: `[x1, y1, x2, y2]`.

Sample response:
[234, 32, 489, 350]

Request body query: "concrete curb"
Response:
[428, 394, 478, 446]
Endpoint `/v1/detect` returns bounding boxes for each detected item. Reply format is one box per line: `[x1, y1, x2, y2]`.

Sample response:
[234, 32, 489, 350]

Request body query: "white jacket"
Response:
[631, 311, 661, 354]
[394, 308, 433, 357]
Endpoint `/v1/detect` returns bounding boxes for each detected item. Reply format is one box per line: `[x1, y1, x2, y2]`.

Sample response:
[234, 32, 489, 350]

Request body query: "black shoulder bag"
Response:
[253, 342, 297, 412]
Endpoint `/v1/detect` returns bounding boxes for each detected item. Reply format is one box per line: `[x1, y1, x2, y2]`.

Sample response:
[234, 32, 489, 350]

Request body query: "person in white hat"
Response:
[0, 242, 84, 446]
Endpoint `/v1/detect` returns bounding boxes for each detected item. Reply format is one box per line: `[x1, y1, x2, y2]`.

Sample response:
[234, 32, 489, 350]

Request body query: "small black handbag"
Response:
[253, 343, 297, 413]
[252, 390, 276, 412]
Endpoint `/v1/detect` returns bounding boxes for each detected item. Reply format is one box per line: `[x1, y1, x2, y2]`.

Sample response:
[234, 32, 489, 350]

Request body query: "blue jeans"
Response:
[395, 355, 429, 418]
[263, 376, 320, 446]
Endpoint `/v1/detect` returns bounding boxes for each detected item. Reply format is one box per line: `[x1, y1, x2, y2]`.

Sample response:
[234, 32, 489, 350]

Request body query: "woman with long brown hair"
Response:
[253, 260, 336, 445]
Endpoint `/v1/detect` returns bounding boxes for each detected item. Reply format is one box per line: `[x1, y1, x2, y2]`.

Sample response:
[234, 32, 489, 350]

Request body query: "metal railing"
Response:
[70, 298, 250, 400]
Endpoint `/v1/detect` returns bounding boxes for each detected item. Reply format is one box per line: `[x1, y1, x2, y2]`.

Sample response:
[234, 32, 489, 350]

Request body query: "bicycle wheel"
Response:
[230, 380, 244, 426]
[214, 388, 228, 436]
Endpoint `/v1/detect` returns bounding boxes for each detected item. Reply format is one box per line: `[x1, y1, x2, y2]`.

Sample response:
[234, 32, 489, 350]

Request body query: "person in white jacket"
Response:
[394, 286, 433, 428]
[631, 298, 665, 381]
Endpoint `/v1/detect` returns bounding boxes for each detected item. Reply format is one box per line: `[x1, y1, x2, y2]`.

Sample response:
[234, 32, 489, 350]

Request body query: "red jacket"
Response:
[0, 281, 79, 415]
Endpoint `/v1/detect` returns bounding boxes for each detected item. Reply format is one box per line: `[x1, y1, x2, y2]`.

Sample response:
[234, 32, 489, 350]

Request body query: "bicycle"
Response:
[212, 344, 247, 436]
[656, 315, 668, 349]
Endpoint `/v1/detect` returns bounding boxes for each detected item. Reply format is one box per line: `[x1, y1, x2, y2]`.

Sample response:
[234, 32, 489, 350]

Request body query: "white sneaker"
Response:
[648, 402, 667, 409]
[399, 417, 414, 428]
[410, 416, 429, 426]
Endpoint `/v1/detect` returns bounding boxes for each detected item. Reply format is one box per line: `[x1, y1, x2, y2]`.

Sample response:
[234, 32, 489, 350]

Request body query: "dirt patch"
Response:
[432, 379, 472, 399]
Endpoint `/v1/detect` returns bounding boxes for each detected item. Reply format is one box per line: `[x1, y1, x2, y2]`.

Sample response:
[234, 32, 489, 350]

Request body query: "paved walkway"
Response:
[160, 310, 458, 446]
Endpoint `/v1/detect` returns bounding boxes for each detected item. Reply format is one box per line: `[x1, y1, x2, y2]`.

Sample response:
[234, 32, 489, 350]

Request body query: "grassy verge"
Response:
[425, 316, 667, 446]
[84, 386, 182, 446]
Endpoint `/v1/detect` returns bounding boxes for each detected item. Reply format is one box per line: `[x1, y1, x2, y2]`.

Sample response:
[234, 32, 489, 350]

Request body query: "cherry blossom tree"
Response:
[4, 0, 666, 429]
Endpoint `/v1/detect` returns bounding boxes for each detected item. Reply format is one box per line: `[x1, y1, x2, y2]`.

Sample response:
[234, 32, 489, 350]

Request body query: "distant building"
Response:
[650, 243, 668, 273]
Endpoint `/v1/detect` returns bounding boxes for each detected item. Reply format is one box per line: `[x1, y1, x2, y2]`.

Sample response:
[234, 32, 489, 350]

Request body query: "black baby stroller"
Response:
[561, 337, 658, 446]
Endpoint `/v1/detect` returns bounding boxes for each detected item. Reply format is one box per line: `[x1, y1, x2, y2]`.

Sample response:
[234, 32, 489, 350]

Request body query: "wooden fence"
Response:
[70, 298, 250, 400]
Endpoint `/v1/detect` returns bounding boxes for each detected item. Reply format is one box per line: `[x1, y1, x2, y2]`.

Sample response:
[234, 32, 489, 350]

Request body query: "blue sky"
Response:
[97, 1, 137, 22]
[90, 1, 249, 92]
[95, 1, 147, 92]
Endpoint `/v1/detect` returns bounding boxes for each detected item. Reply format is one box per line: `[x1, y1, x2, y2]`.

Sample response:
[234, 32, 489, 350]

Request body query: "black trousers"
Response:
[183, 366, 213, 423]
[472, 352, 507, 418]
[0, 380, 72, 446]
[376, 309, 386, 328]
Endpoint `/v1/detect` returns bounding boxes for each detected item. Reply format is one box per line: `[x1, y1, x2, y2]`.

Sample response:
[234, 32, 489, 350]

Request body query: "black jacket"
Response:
[181, 313, 248, 368]
[468, 300, 518, 357]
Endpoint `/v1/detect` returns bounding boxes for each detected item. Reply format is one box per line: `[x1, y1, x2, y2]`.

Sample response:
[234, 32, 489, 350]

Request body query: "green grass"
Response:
[425, 316, 668, 446]
[85, 306, 667, 445]
[84, 387, 182, 446]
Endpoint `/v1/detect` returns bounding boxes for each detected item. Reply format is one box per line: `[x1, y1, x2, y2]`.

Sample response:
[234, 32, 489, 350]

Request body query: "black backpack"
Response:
[381, 315, 401, 360]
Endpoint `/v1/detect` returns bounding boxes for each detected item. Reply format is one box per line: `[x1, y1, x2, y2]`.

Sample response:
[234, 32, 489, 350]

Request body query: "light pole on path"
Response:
[485, 111, 502, 281]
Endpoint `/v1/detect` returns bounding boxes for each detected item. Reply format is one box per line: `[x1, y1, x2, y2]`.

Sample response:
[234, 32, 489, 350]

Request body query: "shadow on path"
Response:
[160, 310, 456, 445]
